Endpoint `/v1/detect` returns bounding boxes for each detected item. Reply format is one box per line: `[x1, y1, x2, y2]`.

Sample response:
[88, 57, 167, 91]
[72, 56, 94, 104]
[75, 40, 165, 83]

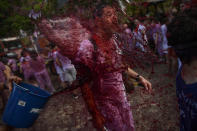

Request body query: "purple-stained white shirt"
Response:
[8, 59, 18, 72]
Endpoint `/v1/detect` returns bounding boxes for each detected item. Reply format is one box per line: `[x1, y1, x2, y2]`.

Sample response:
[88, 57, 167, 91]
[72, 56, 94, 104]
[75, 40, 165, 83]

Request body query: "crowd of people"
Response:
[0, 0, 197, 131]
[0, 9, 173, 100]
[0, 45, 78, 110]
[120, 15, 177, 73]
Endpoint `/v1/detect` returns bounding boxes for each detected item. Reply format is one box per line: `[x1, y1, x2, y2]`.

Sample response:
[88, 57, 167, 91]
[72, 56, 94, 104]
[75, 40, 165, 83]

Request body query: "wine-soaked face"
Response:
[101, 6, 119, 32]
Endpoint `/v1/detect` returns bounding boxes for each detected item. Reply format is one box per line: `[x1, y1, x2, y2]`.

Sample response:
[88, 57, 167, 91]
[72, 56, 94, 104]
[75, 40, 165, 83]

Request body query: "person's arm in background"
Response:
[55, 57, 62, 68]
[19, 59, 23, 74]
[132, 33, 136, 48]
[4, 65, 22, 91]
[154, 32, 158, 52]
[19, 64, 23, 74]
[127, 67, 152, 93]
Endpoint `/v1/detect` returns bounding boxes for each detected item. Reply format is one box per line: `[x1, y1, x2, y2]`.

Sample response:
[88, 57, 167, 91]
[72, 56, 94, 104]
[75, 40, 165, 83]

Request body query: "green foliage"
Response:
[124, 0, 175, 18]
[0, 0, 10, 13]
[21, 36, 31, 46]
[0, 0, 175, 38]
[0, 0, 58, 38]
[126, 4, 135, 16]
[0, 15, 33, 37]
[34, 3, 42, 12]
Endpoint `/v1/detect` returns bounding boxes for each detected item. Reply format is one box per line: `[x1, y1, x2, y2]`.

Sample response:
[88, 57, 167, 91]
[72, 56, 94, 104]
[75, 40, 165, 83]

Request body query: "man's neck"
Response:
[95, 28, 112, 41]
[181, 60, 197, 84]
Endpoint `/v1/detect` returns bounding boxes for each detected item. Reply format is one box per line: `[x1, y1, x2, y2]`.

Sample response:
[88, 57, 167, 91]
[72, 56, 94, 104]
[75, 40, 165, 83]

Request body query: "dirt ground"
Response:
[1, 63, 179, 131]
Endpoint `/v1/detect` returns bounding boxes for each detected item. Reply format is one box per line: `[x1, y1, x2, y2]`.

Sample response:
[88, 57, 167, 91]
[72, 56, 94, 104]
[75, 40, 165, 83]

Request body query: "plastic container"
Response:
[2, 82, 51, 128]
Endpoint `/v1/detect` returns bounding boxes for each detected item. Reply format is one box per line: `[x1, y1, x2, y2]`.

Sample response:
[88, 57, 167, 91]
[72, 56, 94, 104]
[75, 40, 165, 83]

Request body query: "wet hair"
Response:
[128, 22, 135, 30]
[29, 50, 38, 60]
[168, 7, 197, 64]
[47, 43, 56, 49]
[94, 3, 107, 18]
[94, 1, 118, 18]
[0, 57, 8, 65]
[21, 48, 28, 57]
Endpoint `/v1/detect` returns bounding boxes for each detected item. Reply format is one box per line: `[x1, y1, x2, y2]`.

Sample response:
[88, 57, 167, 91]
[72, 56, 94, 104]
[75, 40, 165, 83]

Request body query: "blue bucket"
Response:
[2, 82, 51, 128]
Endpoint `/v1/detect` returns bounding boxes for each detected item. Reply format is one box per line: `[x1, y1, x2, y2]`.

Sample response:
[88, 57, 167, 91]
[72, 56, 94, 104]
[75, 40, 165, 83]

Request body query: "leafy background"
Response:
[0, 0, 178, 38]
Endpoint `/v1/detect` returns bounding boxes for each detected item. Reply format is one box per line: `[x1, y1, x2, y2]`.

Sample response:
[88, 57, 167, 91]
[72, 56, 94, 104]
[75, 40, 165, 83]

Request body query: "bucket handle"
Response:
[13, 82, 30, 92]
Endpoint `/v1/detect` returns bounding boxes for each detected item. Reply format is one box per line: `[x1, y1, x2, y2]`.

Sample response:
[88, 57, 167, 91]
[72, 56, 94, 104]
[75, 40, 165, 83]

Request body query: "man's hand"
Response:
[4, 65, 22, 91]
[139, 76, 152, 93]
[10, 76, 22, 84]
[8, 76, 22, 91]
[127, 68, 152, 93]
